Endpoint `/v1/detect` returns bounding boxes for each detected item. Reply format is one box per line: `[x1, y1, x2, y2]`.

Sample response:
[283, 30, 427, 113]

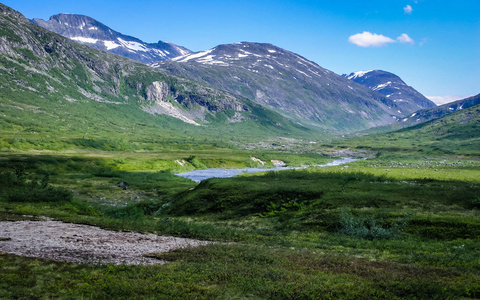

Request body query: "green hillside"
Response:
[355, 93, 480, 136]
[330, 103, 480, 157]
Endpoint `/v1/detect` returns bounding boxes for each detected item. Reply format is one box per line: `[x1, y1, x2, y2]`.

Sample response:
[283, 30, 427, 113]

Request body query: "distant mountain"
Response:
[153, 42, 405, 133]
[335, 101, 480, 157]
[353, 93, 480, 136]
[384, 102, 480, 156]
[1, 3, 317, 146]
[31, 13, 190, 64]
[398, 93, 480, 126]
[343, 70, 436, 115]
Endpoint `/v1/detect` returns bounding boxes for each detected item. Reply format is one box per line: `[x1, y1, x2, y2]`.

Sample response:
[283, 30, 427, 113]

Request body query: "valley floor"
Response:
[0, 148, 479, 299]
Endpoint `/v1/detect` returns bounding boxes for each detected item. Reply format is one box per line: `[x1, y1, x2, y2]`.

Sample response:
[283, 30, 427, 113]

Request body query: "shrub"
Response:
[337, 208, 405, 240]
[469, 197, 480, 209]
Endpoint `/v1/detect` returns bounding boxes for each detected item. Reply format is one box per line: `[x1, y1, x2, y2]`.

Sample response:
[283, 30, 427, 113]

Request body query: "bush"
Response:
[337, 208, 405, 240]
[405, 217, 480, 240]
[62, 200, 100, 216]
[469, 197, 480, 209]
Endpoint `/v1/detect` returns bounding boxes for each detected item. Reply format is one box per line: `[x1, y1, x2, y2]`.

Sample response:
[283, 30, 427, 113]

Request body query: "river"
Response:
[175, 157, 359, 182]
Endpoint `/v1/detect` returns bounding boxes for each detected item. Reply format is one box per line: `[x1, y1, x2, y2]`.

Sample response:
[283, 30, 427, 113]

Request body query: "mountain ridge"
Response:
[31, 13, 191, 64]
[353, 93, 480, 136]
[399, 93, 480, 126]
[1, 2, 321, 144]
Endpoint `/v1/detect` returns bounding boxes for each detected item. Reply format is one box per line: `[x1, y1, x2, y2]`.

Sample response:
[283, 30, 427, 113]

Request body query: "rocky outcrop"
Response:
[146, 81, 169, 102]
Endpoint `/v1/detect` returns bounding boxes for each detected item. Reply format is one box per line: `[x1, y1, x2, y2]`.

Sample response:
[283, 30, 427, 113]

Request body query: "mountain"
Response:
[397, 102, 480, 156]
[398, 93, 480, 127]
[31, 13, 191, 64]
[153, 42, 406, 133]
[344, 101, 480, 157]
[0, 3, 318, 151]
[343, 70, 436, 114]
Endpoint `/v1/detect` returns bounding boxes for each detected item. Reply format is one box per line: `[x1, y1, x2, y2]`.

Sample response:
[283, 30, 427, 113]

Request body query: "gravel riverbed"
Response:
[0, 219, 209, 265]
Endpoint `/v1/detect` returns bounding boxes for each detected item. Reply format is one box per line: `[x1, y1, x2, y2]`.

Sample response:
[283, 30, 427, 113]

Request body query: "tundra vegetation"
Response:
[1, 123, 479, 299]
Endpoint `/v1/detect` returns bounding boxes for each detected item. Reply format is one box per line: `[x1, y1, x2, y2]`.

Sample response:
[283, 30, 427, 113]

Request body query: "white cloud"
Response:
[404, 5, 413, 14]
[397, 33, 414, 44]
[426, 95, 474, 105]
[349, 32, 416, 47]
[348, 31, 396, 47]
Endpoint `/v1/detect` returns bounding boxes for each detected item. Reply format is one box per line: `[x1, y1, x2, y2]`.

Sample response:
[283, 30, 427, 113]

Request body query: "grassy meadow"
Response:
[1, 103, 479, 299]
[0, 141, 479, 299]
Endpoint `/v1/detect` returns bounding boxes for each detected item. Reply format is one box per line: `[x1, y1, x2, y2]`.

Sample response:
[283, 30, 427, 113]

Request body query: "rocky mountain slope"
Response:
[1, 3, 315, 145]
[31, 13, 190, 64]
[343, 70, 436, 114]
[153, 42, 408, 132]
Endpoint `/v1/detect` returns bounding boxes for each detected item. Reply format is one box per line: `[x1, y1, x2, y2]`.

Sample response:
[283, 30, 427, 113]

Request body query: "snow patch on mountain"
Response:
[117, 38, 148, 52]
[373, 81, 392, 91]
[173, 49, 214, 62]
[346, 70, 373, 80]
[103, 40, 120, 50]
[71, 36, 98, 44]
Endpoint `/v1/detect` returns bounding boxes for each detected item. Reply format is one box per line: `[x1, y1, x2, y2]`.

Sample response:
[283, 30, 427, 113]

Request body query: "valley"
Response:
[1, 2, 479, 299]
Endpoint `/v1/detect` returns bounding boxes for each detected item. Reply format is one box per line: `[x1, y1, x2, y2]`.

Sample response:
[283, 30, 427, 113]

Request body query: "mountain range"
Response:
[29, 12, 443, 133]
[1, 2, 321, 149]
[153, 42, 410, 132]
[5, 3, 474, 146]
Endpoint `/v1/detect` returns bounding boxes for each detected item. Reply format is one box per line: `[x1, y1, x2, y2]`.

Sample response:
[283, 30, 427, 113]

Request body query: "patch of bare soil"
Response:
[0, 220, 209, 265]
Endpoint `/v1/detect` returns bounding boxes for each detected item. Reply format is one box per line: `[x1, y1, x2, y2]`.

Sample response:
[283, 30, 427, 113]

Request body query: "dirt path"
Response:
[0, 220, 208, 265]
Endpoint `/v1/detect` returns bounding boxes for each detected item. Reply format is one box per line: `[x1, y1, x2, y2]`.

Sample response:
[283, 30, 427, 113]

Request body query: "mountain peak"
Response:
[167, 41, 325, 75]
[344, 70, 375, 80]
[344, 70, 436, 113]
[31, 13, 191, 64]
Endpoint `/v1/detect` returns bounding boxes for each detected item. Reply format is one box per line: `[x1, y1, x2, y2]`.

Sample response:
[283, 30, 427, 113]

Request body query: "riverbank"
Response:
[176, 157, 360, 182]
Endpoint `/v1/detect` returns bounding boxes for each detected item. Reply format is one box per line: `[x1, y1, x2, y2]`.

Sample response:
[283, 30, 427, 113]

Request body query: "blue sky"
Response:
[3, 0, 479, 104]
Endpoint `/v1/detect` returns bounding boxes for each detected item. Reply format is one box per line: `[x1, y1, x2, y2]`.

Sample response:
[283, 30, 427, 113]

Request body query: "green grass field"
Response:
[0, 91, 479, 299]
[0, 146, 479, 299]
